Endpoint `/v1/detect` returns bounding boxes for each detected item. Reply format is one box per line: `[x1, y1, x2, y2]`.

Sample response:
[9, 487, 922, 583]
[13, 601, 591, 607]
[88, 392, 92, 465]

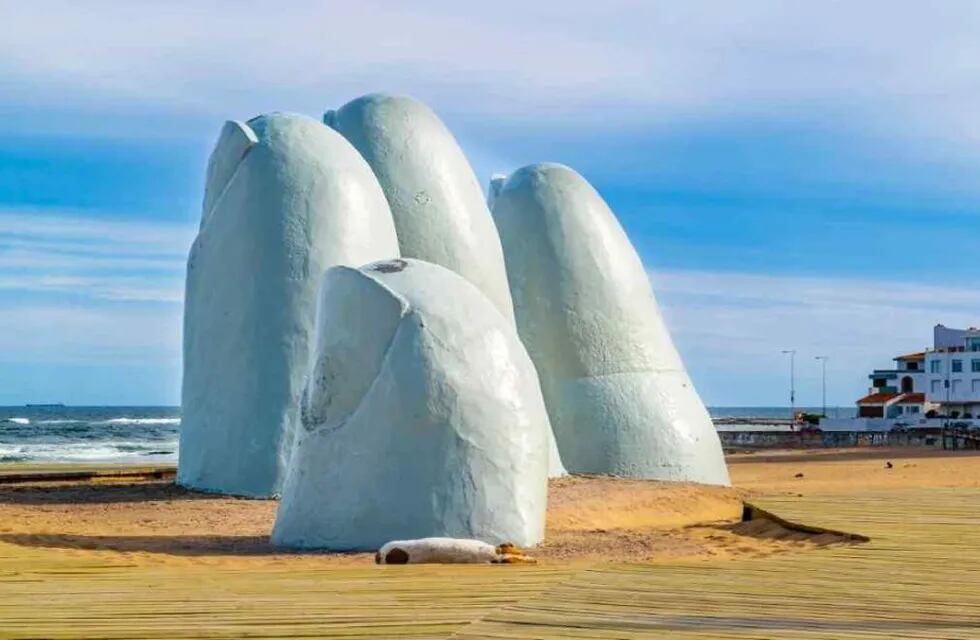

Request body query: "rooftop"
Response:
[897, 393, 925, 404]
[894, 352, 925, 362]
[857, 392, 899, 405]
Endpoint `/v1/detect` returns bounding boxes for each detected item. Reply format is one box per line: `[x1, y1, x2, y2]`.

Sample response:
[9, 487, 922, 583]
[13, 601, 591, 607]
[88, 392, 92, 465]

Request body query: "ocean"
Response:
[0, 405, 857, 464]
[0, 406, 180, 464]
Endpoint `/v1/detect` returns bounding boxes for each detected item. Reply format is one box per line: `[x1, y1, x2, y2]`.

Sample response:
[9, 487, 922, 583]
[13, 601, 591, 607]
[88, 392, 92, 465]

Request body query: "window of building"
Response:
[972, 359, 980, 373]
[953, 379, 963, 394]
[909, 406, 920, 414]
[953, 359, 963, 373]
[931, 380, 942, 393]
[907, 362, 919, 371]
[973, 379, 980, 394]
[930, 359, 942, 373]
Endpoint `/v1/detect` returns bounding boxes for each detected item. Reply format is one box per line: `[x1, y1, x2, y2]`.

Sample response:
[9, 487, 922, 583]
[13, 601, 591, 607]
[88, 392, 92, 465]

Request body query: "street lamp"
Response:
[815, 356, 829, 418]
[782, 349, 796, 424]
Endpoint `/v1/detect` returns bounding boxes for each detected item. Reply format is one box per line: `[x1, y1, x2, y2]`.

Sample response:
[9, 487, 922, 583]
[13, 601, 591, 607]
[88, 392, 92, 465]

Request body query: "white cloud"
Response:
[0, 211, 187, 403]
[0, 303, 182, 366]
[2, 1, 980, 150]
[0, 274, 183, 303]
[0, 209, 192, 303]
[0, 211, 194, 255]
[651, 269, 980, 406]
[4, 204, 977, 406]
[0, 248, 182, 272]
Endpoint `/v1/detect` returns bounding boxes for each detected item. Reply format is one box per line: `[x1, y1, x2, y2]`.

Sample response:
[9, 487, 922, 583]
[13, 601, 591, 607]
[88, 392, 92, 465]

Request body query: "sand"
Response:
[0, 474, 751, 566]
[5, 447, 963, 567]
[729, 447, 980, 493]
[3, 448, 978, 639]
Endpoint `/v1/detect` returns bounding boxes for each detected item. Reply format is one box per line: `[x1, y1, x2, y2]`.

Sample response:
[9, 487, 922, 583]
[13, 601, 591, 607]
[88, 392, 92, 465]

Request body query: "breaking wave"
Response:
[103, 418, 181, 426]
[0, 407, 180, 464]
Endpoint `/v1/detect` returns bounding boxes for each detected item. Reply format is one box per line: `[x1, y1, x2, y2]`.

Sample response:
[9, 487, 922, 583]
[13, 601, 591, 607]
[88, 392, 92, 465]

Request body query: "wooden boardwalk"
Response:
[0, 550, 572, 639]
[1, 488, 979, 638]
[459, 488, 980, 639]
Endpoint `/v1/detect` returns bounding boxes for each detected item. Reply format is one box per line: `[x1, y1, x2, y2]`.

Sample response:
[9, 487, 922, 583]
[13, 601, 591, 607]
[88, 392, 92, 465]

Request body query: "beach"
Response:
[1, 447, 978, 637]
[2, 447, 973, 567]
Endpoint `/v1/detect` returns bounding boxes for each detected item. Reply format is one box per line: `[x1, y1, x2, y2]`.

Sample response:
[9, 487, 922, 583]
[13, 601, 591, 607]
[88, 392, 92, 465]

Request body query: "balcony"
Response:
[868, 370, 899, 380]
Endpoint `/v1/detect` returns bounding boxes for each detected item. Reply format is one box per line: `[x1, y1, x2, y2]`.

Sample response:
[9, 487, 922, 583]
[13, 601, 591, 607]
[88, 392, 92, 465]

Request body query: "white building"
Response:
[857, 351, 929, 419]
[826, 324, 980, 431]
[924, 325, 980, 419]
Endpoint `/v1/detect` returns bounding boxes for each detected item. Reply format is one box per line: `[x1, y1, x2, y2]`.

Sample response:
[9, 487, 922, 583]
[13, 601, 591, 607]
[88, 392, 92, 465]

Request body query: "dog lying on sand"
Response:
[375, 537, 536, 564]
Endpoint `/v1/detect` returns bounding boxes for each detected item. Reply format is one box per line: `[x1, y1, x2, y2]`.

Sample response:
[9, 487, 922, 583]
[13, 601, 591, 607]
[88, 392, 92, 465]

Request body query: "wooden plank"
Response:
[455, 489, 980, 639]
[1, 485, 979, 638]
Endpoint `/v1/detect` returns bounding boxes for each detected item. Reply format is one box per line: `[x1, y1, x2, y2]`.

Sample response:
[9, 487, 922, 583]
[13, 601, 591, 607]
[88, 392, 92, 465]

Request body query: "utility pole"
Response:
[815, 356, 828, 417]
[782, 350, 796, 425]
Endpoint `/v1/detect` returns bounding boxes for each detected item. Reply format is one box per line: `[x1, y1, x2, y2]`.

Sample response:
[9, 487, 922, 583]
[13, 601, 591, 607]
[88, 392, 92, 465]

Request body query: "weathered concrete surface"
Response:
[491, 163, 729, 485]
[325, 94, 515, 325]
[179, 113, 399, 498]
[273, 259, 549, 550]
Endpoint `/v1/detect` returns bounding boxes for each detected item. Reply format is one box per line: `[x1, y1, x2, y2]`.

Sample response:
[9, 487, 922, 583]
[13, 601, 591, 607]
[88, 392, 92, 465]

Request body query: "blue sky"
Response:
[2, 1, 979, 406]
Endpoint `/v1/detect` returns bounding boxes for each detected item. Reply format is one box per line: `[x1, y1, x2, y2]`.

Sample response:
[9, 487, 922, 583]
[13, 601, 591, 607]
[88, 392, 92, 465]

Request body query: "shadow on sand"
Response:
[0, 532, 372, 558]
[0, 532, 288, 556]
[0, 481, 252, 505]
